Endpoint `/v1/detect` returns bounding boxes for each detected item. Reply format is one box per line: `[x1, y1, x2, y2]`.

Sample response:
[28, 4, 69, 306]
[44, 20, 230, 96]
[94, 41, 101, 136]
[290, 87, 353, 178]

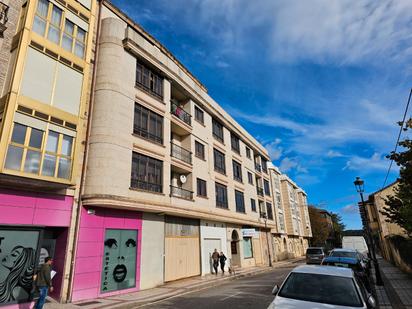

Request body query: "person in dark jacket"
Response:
[34, 257, 53, 309]
[219, 252, 227, 273]
[211, 249, 220, 275]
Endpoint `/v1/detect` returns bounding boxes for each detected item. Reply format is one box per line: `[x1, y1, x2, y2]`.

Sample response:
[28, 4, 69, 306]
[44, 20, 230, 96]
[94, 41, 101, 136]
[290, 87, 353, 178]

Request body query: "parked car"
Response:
[342, 236, 368, 255]
[268, 265, 376, 309]
[306, 247, 325, 264]
[322, 256, 371, 292]
[329, 248, 370, 272]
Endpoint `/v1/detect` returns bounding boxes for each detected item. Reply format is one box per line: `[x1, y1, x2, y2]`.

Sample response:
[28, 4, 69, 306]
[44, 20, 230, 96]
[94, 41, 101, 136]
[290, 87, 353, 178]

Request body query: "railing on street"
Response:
[171, 142, 192, 164]
[171, 102, 191, 126]
[170, 185, 193, 200]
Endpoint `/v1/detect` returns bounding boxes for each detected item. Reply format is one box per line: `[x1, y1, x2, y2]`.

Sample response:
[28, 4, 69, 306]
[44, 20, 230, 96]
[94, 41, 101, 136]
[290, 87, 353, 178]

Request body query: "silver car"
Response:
[306, 247, 325, 264]
[268, 265, 376, 309]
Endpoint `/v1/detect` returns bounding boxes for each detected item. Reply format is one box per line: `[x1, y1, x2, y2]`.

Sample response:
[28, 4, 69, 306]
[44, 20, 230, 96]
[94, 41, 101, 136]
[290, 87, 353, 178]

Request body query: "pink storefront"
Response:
[70, 207, 142, 302]
[0, 188, 74, 308]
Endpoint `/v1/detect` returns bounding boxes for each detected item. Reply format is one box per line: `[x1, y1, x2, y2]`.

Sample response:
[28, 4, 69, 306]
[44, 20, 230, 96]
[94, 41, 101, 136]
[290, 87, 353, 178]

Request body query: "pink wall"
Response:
[0, 189, 73, 226]
[71, 207, 142, 302]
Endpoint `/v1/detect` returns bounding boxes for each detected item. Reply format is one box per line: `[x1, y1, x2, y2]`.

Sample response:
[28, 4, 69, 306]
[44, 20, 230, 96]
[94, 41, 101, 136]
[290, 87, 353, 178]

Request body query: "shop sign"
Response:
[241, 229, 257, 237]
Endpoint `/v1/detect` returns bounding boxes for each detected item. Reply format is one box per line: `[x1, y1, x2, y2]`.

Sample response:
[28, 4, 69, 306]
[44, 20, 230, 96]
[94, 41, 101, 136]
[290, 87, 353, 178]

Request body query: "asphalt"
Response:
[138, 265, 295, 309]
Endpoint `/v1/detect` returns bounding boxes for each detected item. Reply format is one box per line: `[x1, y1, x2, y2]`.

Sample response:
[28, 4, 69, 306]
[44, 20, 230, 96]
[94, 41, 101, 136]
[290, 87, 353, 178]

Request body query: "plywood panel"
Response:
[165, 237, 200, 282]
[252, 238, 263, 265]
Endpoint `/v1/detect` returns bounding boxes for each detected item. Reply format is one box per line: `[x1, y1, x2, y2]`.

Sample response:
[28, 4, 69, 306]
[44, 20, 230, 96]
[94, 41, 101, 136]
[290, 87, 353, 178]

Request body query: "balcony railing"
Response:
[131, 179, 162, 193]
[257, 186, 264, 197]
[171, 102, 191, 126]
[255, 163, 262, 172]
[170, 185, 193, 200]
[171, 142, 192, 164]
[0, 1, 9, 35]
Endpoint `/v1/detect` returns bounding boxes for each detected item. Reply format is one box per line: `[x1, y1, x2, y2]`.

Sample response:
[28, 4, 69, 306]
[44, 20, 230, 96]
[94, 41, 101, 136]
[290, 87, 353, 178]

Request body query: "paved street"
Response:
[140, 265, 295, 309]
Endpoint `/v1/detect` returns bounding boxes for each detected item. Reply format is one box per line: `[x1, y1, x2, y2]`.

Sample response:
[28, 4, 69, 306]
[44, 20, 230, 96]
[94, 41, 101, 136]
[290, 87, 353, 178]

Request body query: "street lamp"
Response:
[262, 214, 273, 267]
[353, 177, 383, 286]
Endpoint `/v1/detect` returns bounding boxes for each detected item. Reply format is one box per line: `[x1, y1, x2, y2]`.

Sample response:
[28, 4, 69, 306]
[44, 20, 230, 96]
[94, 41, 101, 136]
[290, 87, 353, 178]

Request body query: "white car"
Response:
[267, 265, 376, 309]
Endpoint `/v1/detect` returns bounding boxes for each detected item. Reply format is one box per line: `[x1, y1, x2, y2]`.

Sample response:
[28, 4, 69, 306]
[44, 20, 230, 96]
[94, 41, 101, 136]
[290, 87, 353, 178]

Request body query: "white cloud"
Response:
[265, 138, 283, 160]
[341, 204, 359, 214]
[327, 150, 344, 158]
[279, 157, 308, 174]
[343, 153, 390, 172]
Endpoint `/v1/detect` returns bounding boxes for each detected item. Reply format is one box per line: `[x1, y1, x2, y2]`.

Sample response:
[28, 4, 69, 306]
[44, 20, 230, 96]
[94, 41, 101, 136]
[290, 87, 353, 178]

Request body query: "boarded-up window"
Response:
[165, 216, 199, 237]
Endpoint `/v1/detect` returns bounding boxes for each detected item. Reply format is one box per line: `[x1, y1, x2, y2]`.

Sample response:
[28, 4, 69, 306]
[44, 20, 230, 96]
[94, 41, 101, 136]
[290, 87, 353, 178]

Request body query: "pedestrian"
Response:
[34, 257, 53, 309]
[219, 252, 227, 274]
[211, 249, 220, 275]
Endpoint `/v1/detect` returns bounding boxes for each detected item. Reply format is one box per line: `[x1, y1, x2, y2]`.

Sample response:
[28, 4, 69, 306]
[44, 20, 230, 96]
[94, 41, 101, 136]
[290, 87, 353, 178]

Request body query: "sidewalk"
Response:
[373, 256, 412, 309]
[46, 257, 304, 309]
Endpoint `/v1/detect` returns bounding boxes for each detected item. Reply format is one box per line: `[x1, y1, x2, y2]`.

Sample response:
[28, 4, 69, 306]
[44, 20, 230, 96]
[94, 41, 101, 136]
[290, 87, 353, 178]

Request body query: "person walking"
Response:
[34, 257, 53, 309]
[219, 252, 227, 274]
[211, 249, 220, 275]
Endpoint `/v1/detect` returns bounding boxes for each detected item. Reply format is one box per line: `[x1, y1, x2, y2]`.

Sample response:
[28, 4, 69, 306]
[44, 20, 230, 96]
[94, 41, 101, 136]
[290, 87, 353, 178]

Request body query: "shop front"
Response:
[71, 207, 142, 302]
[0, 189, 73, 308]
[200, 220, 227, 275]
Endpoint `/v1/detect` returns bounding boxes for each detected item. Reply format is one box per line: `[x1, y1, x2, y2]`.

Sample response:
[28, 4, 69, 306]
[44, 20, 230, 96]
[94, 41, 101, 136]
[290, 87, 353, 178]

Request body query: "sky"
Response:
[112, 0, 412, 229]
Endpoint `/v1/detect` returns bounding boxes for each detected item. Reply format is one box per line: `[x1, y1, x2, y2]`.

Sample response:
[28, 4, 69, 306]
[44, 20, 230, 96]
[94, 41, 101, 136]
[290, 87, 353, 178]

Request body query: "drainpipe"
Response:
[66, 0, 103, 302]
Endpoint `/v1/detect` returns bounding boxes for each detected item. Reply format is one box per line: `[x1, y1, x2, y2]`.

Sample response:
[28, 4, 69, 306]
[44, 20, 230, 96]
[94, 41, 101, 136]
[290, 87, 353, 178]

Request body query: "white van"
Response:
[342, 236, 368, 254]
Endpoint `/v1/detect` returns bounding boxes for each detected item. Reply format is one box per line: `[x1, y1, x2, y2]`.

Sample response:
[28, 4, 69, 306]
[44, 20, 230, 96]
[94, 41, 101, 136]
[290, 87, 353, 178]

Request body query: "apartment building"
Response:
[0, 0, 95, 307]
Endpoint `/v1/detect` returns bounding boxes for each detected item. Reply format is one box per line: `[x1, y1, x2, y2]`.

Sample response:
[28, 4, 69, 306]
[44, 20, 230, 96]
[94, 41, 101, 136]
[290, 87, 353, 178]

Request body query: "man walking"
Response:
[34, 257, 53, 309]
[219, 251, 227, 274]
[211, 249, 220, 275]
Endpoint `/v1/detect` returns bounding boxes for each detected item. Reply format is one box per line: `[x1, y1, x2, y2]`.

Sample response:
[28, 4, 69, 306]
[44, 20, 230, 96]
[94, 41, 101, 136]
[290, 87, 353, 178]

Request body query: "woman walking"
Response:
[219, 252, 227, 274]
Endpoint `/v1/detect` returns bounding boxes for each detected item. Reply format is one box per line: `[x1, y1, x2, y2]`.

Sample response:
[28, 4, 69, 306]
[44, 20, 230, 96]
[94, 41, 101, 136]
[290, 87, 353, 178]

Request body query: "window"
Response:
[197, 178, 207, 197]
[246, 147, 251, 159]
[235, 190, 245, 213]
[266, 202, 274, 220]
[136, 61, 163, 98]
[213, 148, 226, 174]
[247, 171, 253, 184]
[133, 103, 163, 144]
[194, 105, 204, 124]
[32, 0, 87, 59]
[262, 159, 268, 173]
[279, 212, 285, 230]
[259, 201, 266, 218]
[264, 179, 271, 196]
[250, 198, 256, 212]
[231, 133, 240, 154]
[232, 160, 242, 182]
[4, 123, 74, 179]
[243, 237, 253, 258]
[276, 192, 282, 208]
[131, 152, 163, 193]
[215, 182, 228, 208]
[212, 118, 224, 142]
[195, 141, 205, 160]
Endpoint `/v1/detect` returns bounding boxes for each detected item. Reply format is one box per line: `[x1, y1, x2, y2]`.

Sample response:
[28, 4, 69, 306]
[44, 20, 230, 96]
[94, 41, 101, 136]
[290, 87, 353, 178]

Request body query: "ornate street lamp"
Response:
[353, 177, 383, 286]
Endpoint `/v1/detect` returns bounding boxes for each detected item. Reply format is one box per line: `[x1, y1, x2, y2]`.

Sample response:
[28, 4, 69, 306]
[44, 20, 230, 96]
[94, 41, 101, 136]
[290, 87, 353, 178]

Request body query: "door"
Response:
[101, 229, 138, 293]
[203, 238, 221, 274]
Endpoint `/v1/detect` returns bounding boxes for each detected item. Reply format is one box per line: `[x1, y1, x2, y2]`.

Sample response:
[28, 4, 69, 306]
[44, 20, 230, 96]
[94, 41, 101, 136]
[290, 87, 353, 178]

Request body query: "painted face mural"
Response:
[0, 230, 39, 305]
[101, 230, 137, 293]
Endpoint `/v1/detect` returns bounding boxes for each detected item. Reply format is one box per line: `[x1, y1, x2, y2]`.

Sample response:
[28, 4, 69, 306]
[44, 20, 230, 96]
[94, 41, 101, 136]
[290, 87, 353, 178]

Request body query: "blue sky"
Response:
[112, 0, 412, 229]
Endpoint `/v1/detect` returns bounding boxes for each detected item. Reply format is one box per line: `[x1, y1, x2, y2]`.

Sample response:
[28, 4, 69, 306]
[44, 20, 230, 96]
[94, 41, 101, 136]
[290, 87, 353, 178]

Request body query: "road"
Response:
[140, 264, 296, 309]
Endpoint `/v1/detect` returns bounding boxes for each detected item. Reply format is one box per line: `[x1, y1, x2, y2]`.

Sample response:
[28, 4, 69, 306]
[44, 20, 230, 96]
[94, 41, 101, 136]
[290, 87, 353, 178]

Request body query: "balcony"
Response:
[0, 1, 9, 36]
[170, 185, 193, 200]
[171, 102, 191, 126]
[257, 186, 264, 197]
[171, 142, 192, 164]
[255, 163, 262, 173]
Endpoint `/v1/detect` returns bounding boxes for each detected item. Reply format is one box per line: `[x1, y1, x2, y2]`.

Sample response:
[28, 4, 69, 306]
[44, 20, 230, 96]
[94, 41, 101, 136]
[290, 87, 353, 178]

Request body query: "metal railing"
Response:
[170, 185, 193, 200]
[255, 163, 262, 172]
[0, 2, 9, 35]
[131, 179, 162, 193]
[171, 102, 191, 126]
[256, 186, 264, 197]
[171, 142, 192, 164]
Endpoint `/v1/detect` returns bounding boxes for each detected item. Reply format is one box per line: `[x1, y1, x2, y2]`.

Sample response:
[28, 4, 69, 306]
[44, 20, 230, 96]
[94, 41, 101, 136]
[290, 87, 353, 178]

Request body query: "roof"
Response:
[292, 265, 354, 278]
[323, 257, 358, 264]
[368, 180, 398, 199]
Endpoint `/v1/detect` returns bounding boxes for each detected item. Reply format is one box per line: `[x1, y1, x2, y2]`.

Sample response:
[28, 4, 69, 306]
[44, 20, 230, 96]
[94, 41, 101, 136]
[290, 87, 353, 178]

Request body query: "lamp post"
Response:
[354, 177, 383, 286]
[263, 214, 273, 267]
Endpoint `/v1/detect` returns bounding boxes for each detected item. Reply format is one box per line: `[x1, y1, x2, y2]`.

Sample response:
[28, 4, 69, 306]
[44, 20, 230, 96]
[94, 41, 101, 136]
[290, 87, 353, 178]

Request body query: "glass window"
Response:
[74, 27, 86, 58]
[212, 118, 224, 142]
[231, 133, 240, 154]
[42, 153, 57, 176]
[134, 103, 163, 144]
[11, 123, 27, 144]
[29, 128, 43, 149]
[24, 150, 41, 174]
[266, 202, 273, 220]
[57, 157, 71, 179]
[4, 145, 24, 170]
[195, 141, 205, 160]
[47, 5, 62, 44]
[213, 148, 226, 174]
[248, 172, 253, 184]
[215, 182, 228, 208]
[246, 147, 251, 159]
[135, 61, 163, 98]
[46, 131, 59, 152]
[131, 152, 163, 193]
[61, 135, 73, 156]
[243, 237, 253, 258]
[197, 178, 207, 197]
[264, 179, 271, 196]
[62, 19, 74, 52]
[235, 190, 245, 213]
[33, 0, 49, 36]
[232, 160, 242, 182]
[194, 106, 204, 124]
[250, 198, 256, 212]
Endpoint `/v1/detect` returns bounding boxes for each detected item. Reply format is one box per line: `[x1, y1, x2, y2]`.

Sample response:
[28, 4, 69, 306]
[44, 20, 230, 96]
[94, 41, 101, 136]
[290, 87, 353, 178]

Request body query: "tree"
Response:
[331, 213, 346, 247]
[382, 117, 412, 237]
[308, 205, 330, 246]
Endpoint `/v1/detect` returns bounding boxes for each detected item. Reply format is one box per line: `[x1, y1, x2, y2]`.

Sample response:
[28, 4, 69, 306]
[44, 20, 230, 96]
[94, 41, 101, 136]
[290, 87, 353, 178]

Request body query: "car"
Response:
[322, 256, 371, 292]
[342, 236, 369, 255]
[329, 248, 371, 272]
[306, 247, 325, 264]
[268, 265, 376, 309]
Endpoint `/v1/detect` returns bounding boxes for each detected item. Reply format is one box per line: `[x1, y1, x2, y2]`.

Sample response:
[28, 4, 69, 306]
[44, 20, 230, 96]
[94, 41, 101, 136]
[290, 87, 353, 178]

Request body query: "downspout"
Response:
[66, 0, 103, 302]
